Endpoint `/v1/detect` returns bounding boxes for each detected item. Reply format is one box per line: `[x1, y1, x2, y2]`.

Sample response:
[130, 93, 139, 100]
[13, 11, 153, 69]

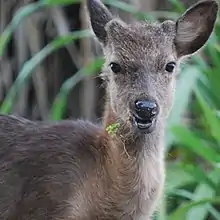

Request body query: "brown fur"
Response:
[0, 0, 218, 219]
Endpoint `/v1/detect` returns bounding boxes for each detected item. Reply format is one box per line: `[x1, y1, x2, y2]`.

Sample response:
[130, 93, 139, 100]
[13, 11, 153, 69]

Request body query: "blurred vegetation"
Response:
[1, 0, 220, 219]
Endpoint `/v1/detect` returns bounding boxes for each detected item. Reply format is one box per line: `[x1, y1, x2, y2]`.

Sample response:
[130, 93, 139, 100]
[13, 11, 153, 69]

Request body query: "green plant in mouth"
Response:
[105, 122, 120, 136]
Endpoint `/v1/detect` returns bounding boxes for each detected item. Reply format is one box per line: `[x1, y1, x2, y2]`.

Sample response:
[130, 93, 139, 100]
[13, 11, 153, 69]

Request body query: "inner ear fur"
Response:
[175, 0, 218, 57]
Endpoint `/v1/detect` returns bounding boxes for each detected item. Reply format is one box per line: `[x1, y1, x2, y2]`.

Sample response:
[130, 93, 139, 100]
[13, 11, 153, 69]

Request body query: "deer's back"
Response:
[0, 114, 105, 220]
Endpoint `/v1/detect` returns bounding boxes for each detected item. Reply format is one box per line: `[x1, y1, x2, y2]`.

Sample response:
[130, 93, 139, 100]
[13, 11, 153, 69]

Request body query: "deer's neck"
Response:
[102, 100, 165, 218]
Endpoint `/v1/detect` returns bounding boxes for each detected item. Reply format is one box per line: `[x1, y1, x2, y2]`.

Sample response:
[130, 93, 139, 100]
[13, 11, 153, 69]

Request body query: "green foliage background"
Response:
[1, 0, 220, 219]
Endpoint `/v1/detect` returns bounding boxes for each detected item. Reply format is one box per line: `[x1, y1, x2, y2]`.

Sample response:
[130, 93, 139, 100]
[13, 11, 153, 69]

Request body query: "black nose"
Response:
[134, 99, 159, 120]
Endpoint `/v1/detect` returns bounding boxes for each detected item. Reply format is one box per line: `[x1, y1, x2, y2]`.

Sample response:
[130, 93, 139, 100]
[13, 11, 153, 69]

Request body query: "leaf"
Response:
[168, 197, 220, 220]
[50, 57, 104, 120]
[171, 125, 220, 164]
[166, 169, 220, 220]
[186, 169, 220, 220]
[168, 189, 194, 200]
[209, 207, 220, 220]
[41, 0, 81, 6]
[181, 163, 217, 190]
[0, 30, 92, 113]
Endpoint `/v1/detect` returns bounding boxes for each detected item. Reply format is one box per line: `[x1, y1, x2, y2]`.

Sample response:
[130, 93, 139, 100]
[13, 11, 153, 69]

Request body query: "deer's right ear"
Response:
[175, 0, 218, 57]
[87, 0, 113, 44]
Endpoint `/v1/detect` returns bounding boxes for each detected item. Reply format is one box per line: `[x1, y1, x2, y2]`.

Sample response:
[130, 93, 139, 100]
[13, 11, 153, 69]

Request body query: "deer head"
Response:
[87, 0, 218, 135]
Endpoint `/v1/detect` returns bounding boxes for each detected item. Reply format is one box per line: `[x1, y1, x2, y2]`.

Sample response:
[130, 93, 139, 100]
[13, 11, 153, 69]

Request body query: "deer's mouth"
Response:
[132, 114, 156, 133]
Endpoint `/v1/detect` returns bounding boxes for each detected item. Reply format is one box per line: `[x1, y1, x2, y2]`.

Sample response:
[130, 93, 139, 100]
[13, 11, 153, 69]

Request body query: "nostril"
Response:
[134, 100, 158, 119]
[135, 100, 157, 111]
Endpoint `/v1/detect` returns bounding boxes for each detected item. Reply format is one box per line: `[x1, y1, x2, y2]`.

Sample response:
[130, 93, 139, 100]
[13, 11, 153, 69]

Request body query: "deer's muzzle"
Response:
[132, 99, 159, 133]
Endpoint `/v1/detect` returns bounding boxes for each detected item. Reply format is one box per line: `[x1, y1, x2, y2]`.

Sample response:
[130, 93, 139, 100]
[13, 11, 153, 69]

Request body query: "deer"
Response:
[0, 0, 218, 219]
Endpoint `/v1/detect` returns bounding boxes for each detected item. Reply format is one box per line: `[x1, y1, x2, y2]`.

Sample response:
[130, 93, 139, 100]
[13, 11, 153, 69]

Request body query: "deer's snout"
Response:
[134, 99, 159, 121]
[132, 98, 159, 133]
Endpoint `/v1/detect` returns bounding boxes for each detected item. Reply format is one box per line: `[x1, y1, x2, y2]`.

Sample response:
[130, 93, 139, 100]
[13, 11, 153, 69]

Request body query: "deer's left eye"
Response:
[165, 62, 176, 73]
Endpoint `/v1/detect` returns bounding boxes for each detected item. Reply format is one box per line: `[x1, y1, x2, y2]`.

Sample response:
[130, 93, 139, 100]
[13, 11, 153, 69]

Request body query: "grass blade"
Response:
[171, 125, 220, 165]
[0, 2, 42, 57]
[41, 0, 81, 6]
[186, 169, 220, 220]
[168, 197, 220, 220]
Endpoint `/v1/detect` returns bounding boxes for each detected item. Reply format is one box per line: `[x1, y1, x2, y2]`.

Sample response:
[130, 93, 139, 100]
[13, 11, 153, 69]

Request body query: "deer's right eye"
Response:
[165, 62, 176, 73]
[110, 62, 121, 74]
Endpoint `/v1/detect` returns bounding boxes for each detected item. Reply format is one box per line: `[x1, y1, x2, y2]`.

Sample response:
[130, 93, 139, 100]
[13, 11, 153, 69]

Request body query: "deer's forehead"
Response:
[109, 23, 173, 42]
[107, 36, 175, 66]
[107, 24, 175, 60]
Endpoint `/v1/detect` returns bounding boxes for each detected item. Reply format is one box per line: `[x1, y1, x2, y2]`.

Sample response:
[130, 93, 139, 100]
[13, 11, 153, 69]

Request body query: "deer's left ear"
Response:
[86, 0, 113, 44]
[175, 0, 218, 57]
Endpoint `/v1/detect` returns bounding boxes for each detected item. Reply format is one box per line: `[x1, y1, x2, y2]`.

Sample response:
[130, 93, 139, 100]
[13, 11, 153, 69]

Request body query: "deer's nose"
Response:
[134, 99, 159, 120]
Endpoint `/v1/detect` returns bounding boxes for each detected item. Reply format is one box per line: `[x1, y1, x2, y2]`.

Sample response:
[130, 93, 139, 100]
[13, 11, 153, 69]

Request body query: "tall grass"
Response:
[160, 1, 220, 219]
[1, 0, 220, 219]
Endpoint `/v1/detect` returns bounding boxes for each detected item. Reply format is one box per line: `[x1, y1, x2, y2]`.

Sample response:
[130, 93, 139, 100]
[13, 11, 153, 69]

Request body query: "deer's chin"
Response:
[132, 114, 157, 134]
